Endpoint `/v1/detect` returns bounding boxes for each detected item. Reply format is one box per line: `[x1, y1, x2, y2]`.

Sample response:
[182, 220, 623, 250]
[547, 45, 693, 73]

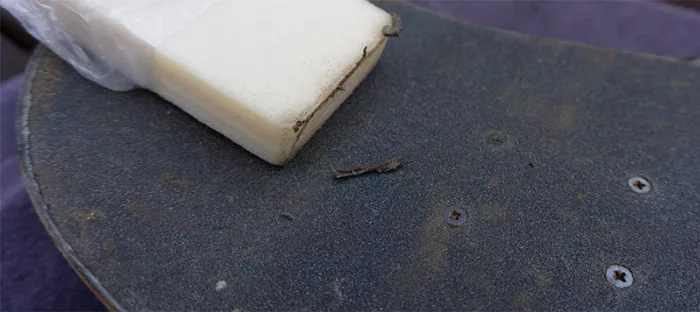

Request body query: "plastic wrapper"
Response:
[1, 0, 218, 91]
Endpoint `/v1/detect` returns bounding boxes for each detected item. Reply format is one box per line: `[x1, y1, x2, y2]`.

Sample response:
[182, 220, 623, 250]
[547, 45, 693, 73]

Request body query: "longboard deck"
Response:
[18, 2, 700, 311]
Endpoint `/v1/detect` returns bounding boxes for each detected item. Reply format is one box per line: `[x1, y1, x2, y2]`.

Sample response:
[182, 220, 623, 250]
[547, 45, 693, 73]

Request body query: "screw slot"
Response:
[613, 270, 627, 283]
[628, 177, 651, 194]
[489, 135, 506, 146]
[444, 207, 467, 226]
[606, 265, 633, 288]
[484, 131, 507, 147]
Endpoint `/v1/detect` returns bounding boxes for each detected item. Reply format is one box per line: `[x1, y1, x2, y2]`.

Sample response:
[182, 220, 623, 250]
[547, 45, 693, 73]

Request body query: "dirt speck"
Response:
[670, 78, 689, 89]
[598, 219, 614, 228]
[480, 202, 507, 221]
[486, 176, 500, 188]
[125, 201, 148, 215]
[280, 212, 297, 220]
[162, 172, 195, 188]
[215, 280, 227, 291]
[556, 103, 577, 131]
[516, 291, 534, 311]
[101, 240, 116, 252]
[573, 158, 594, 165]
[332, 277, 345, 304]
[163, 172, 175, 184]
[75, 210, 104, 236]
[535, 269, 553, 288]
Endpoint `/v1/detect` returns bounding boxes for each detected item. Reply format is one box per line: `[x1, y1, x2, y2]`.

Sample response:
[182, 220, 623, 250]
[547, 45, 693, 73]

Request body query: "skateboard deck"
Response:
[18, 2, 700, 311]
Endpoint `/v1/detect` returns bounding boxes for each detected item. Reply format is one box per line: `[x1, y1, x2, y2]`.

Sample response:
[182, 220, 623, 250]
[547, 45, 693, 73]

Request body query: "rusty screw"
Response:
[628, 177, 651, 194]
[606, 265, 633, 288]
[444, 207, 467, 226]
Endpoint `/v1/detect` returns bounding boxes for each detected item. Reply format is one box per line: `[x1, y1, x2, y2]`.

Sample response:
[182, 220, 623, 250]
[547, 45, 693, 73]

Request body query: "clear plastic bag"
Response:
[1, 0, 218, 91]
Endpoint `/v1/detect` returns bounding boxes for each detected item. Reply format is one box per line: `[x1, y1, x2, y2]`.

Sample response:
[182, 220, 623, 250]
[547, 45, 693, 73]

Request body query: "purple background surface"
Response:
[1, 2, 699, 310]
[414, 0, 700, 58]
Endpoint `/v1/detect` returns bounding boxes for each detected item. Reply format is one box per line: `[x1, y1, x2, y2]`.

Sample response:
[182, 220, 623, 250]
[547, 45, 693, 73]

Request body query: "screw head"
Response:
[606, 265, 633, 288]
[628, 177, 651, 194]
[444, 207, 467, 226]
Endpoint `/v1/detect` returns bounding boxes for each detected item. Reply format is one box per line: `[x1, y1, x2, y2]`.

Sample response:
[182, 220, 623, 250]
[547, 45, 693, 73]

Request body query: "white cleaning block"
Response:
[7, 0, 398, 165]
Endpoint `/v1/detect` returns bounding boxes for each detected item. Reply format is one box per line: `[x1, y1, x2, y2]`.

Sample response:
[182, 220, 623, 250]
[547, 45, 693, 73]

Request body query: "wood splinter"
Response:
[334, 157, 406, 179]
